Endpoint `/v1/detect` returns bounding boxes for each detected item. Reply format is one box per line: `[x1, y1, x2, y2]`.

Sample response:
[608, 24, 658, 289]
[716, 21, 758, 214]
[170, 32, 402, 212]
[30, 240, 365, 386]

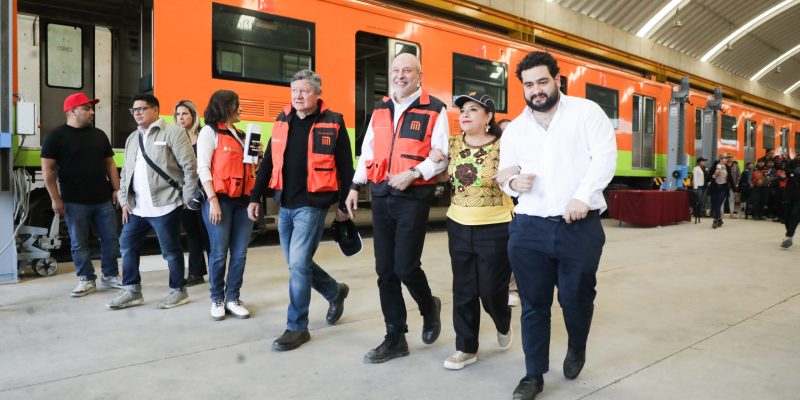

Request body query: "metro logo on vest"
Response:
[367, 90, 444, 186]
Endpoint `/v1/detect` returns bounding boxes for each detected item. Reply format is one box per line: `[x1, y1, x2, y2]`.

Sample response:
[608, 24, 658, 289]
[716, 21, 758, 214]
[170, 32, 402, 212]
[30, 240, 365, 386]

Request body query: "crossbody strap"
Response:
[138, 131, 180, 190]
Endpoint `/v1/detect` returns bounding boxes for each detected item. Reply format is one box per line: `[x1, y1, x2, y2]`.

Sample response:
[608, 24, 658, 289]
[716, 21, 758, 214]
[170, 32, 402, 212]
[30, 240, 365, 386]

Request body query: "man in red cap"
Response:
[41, 92, 122, 297]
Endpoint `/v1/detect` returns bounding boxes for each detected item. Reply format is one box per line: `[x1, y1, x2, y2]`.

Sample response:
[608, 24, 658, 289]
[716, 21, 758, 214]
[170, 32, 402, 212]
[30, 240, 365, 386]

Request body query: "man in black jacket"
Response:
[248, 70, 353, 351]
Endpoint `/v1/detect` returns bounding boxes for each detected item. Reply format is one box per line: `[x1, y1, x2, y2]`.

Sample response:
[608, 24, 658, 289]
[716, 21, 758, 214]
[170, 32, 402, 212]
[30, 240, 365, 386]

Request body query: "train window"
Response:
[695, 109, 703, 140]
[585, 84, 618, 128]
[46, 23, 83, 89]
[795, 132, 800, 155]
[721, 115, 738, 143]
[452, 53, 508, 113]
[212, 4, 314, 85]
[781, 127, 790, 155]
[559, 76, 567, 95]
[763, 124, 775, 150]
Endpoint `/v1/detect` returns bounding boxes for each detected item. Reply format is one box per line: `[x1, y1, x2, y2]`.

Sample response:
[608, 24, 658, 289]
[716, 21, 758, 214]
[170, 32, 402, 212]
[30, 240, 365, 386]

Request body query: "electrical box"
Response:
[16, 101, 36, 135]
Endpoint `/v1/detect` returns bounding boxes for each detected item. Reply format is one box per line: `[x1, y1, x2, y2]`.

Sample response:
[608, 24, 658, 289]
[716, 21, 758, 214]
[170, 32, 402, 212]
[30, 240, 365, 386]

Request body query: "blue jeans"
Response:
[202, 196, 253, 303]
[278, 206, 340, 331]
[64, 200, 119, 280]
[119, 206, 185, 290]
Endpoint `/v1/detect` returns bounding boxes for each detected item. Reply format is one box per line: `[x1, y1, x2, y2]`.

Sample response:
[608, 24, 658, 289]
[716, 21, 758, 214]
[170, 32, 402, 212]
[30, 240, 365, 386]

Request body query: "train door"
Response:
[17, 0, 150, 149]
[631, 94, 655, 169]
[694, 108, 704, 158]
[354, 31, 419, 155]
[744, 119, 756, 163]
[16, 17, 104, 144]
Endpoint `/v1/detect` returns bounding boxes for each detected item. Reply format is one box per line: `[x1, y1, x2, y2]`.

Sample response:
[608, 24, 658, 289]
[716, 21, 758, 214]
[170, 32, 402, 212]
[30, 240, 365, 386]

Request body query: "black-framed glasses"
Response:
[129, 106, 152, 115]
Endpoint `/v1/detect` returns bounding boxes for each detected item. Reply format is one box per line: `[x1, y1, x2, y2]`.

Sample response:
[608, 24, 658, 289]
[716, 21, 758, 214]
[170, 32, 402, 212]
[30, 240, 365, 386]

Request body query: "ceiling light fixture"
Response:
[700, 0, 800, 62]
[750, 42, 800, 81]
[783, 79, 800, 94]
[636, 0, 685, 38]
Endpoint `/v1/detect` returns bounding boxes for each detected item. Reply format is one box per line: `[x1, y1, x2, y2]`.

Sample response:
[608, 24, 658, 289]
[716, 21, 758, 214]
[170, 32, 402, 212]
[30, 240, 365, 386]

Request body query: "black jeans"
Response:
[750, 187, 767, 219]
[371, 194, 436, 334]
[508, 213, 605, 376]
[181, 208, 209, 277]
[783, 199, 800, 237]
[447, 219, 512, 353]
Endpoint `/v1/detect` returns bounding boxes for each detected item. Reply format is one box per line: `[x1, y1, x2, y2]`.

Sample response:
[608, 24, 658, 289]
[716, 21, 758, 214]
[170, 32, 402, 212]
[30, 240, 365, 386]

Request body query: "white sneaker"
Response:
[70, 279, 96, 298]
[443, 351, 477, 370]
[225, 300, 250, 319]
[498, 325, 513, 349]
[98, 275, 123, 290]
[508, 292, 520, 307]
[211, 301, 225, 321]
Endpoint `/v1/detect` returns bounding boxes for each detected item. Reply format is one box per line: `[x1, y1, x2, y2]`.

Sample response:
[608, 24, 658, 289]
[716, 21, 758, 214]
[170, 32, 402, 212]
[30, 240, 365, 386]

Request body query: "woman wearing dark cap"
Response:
[174, 100, 209, 286]
[434, 93, 514, 370]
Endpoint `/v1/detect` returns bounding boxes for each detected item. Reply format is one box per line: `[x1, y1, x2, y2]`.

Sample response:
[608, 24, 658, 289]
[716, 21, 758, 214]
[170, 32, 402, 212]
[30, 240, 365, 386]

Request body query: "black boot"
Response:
[563, 346, 586, 379]
[421, 296, 441, 344]
[363, 333, 409, 363]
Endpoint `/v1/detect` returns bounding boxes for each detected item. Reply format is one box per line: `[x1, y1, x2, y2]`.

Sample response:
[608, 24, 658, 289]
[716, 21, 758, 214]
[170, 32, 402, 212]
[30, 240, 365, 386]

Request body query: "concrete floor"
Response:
[1, 216, 799, 400]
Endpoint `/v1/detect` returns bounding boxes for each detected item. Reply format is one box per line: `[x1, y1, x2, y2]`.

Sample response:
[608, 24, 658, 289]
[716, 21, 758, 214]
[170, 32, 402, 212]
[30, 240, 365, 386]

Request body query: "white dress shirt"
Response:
[352, 87, 449, 184]
[499, 94, 617, 216]
[692, 165, 705, 189]
[131, 118, 182, 217]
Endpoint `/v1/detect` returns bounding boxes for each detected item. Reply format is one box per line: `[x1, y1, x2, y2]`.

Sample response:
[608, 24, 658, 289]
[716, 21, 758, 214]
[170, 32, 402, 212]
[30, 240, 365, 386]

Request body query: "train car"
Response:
[9, 0, 800, 235]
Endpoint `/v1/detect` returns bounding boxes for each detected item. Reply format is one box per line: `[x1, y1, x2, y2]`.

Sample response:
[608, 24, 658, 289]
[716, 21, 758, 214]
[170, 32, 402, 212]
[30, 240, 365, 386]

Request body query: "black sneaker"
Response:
[363, 334, 409, 363]
[272, 330, 311, 352]
[326, 283, 349, 325]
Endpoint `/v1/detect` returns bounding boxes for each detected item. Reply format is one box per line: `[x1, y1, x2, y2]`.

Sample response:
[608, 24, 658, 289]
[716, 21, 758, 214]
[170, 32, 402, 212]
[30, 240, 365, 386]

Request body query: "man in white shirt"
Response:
[345, 53, 448, 363]
[109, 94, 198, 310]
[692, 157, 708, 218]
[499, 52, 617, 400]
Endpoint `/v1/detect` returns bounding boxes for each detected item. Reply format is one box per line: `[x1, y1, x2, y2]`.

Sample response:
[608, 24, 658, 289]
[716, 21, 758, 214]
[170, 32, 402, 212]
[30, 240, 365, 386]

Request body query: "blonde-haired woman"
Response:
[174, 100, 209, 286]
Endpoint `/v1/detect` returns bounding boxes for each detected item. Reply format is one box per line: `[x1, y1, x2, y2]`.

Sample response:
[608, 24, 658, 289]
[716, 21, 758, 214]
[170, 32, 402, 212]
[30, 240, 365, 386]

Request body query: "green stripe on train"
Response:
[614, 151, 667, 177]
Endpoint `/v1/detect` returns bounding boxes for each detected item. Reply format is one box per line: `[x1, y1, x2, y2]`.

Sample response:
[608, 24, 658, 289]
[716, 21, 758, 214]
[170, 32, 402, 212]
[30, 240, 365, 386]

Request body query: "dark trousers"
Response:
[710, 184, 728, 221]
[783, 199, 800, 237]
[447, 219, 512, 353]
[750, 187, 767, 219]
[181, 208, 209, 277]
[508, 213, 605, 376]
[372, 194, 435, 334]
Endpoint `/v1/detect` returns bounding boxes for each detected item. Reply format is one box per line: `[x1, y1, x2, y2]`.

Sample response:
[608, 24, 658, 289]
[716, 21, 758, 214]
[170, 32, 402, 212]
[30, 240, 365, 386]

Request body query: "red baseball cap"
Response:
[63, 92, 99, 112]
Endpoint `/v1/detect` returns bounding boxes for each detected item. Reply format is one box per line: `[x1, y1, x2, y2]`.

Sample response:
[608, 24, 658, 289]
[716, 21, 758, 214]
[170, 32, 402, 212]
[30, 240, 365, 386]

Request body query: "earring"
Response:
[485, 124, 490, 132]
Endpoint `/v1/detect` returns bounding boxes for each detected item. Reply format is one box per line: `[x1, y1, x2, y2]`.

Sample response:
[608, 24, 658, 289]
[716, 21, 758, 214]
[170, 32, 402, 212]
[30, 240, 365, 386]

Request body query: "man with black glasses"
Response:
[108, 94, 198, 310]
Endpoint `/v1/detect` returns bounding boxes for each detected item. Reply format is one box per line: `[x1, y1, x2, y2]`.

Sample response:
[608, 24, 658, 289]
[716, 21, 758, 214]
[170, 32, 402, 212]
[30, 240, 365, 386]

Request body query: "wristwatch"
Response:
[409, 167, 422, 179]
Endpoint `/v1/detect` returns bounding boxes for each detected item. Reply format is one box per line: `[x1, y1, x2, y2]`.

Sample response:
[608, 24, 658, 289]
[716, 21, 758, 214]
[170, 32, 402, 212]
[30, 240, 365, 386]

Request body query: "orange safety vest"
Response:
[268, 102, 340, 193]
[210, 123, 255, 198]
[366, 90, 444, 185]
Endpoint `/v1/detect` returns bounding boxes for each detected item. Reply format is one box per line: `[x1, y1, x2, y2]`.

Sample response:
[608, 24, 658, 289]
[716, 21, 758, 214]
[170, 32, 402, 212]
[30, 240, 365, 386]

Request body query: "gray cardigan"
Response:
[118, 119, 199, 209]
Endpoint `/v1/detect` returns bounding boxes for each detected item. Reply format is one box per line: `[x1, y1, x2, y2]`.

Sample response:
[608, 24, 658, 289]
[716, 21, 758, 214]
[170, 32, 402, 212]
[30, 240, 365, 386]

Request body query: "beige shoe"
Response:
[443, 351, 477, 370]
[498, 325, 514, 349]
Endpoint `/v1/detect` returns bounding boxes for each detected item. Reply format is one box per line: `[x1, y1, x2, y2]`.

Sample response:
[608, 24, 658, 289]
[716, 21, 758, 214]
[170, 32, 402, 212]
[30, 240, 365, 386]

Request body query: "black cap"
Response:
[331, 219, 362, 257]
[696, 157, 707, 163]
[454, 92, 496, 114]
